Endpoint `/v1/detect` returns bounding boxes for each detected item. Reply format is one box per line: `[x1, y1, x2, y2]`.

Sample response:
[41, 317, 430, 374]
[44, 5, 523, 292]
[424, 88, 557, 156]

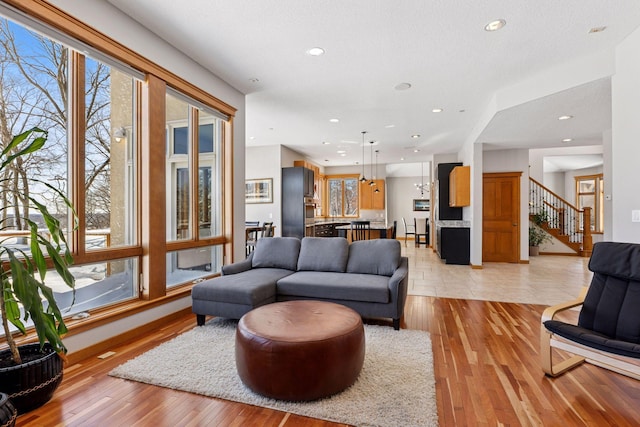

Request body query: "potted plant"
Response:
[531, 208, 550, 226]
[0, 128, 75, 415]
[529, 225, 552, 256]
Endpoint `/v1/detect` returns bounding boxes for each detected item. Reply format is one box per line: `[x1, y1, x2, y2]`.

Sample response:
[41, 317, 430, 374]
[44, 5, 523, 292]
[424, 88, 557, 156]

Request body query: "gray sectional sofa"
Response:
[191, 236, 409, 329]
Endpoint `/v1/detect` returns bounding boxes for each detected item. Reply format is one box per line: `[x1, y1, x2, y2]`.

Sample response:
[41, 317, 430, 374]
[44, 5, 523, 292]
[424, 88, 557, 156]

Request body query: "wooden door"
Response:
[483, 172, 521, 263]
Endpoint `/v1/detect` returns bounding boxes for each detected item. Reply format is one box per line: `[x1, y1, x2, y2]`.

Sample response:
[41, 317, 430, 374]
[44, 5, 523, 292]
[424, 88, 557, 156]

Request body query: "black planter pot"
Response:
[0, 343, 63, 414]
[0, 393, 17, 427]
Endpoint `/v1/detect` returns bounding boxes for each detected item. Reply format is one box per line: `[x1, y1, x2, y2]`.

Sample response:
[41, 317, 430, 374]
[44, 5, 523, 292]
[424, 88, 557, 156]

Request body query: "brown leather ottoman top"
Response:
[235, 300, 365, 401]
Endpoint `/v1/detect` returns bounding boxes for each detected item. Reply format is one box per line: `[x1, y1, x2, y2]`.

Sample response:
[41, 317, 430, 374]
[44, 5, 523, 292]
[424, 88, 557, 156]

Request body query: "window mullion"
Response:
[70, 51, 86, 255]
[190, 107, 199, 240]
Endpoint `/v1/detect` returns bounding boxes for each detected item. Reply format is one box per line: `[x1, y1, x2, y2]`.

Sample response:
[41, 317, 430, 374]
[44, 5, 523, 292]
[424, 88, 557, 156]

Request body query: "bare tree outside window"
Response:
[0, 19, 113, 233]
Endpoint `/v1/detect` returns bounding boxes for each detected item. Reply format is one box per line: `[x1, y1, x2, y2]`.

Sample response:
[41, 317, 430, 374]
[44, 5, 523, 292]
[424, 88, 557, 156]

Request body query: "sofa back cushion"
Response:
[579, 241, 640, 344]
[252, 237, 301, 271]
[346, 239, 401, 277]
[297, 237, 349, 272]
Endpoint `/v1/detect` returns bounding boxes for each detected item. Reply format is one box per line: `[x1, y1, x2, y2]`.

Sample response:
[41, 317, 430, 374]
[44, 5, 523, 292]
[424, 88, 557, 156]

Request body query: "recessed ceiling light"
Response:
[340, 153, 347, 157]
[589, 26, 607, 34]
[248, 78, 260, 83]
[385, 124, 395, 128]
[562, 138, 573, 143]
[411, 134, 420, 139]
[329, 118, 339, 123]
[432, 108, 443, 113]
[413, 149, 420, 153]
[249, 136, 255, 140]
[459, 109, 466, 113]
[400, 157, 405, 161]
[337, 150, 346, 154]
[322, 141, 330, 145]
[484, 19, 506, 32]
[307, 47, 325, 56]
[558, 115, 573, 120]
[394, 82, 412, 91]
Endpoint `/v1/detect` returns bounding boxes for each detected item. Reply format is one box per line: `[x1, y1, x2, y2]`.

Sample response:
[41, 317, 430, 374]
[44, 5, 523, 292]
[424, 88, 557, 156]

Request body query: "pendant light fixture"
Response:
[359, 131, 367, 182]
[414, 162, 427, 197]
[374, 150, 380, 193]
[369, 140, 375, 186]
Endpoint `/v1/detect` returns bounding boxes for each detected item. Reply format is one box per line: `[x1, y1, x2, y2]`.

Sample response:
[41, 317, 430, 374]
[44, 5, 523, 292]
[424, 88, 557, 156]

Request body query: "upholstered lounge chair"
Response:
[541, 241, 640, 380]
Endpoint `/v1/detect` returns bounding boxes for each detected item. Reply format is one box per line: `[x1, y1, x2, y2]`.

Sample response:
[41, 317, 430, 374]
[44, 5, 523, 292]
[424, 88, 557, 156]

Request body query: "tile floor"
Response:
[403, 244, 592, 306]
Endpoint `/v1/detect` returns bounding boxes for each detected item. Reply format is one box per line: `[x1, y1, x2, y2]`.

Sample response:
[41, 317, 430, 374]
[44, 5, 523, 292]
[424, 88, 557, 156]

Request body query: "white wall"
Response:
[543, 172, 566, 198]
[612, 25, 640, 243]
[603, 129, 613, 241]
[387, 176, 430, 237]
[246, 146, 282, 235]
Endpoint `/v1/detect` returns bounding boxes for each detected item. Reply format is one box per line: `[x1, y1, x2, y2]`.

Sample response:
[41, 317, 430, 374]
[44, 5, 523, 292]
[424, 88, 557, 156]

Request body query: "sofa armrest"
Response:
[221, 253, 254, 275]
[388, 257, 409, 315]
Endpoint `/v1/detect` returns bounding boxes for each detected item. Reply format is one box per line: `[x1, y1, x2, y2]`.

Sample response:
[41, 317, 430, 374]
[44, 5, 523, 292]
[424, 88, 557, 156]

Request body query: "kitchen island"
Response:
[334, 222, 394, 241]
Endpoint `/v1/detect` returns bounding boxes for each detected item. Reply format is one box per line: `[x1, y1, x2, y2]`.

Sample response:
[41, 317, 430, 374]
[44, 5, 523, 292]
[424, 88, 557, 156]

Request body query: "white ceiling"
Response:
[107, 0, 640, 169]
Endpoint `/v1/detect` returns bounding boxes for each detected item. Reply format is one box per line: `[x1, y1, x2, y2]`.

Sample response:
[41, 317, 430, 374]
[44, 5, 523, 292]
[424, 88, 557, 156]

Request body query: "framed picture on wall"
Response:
[413, 199, 430, 211]
[246, 178, 273, 204]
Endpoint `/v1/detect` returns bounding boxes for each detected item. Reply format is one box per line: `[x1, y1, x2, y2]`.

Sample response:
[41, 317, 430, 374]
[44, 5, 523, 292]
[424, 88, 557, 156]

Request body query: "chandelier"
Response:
[414, 162, 428, 197]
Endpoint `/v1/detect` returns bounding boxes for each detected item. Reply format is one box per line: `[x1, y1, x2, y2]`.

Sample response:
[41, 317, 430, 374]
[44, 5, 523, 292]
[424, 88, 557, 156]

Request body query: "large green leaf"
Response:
[1, 128, 76, 358]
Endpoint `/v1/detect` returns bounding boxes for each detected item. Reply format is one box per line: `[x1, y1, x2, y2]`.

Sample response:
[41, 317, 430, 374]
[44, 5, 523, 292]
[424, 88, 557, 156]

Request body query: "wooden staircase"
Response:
[529, 178, 592, 257]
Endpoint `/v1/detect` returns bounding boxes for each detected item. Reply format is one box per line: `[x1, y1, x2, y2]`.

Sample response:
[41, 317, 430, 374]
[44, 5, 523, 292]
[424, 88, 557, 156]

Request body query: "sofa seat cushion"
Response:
[192, 268, 292, 306]
[544, 320, 640, 359]
[276, 271, 389, 304]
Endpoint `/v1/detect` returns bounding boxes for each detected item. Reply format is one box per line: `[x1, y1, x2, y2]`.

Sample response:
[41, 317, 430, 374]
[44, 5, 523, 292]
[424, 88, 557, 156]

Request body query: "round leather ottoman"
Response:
[235, 300, 365, 401]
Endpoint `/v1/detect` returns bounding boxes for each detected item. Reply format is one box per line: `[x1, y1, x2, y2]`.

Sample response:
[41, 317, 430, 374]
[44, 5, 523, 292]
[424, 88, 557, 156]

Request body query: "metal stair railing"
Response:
[529, 177, 592, 254]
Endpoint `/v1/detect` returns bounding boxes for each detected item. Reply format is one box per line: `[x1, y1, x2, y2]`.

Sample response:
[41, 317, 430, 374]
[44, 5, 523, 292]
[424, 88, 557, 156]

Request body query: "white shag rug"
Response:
[109, 319, 438, 427]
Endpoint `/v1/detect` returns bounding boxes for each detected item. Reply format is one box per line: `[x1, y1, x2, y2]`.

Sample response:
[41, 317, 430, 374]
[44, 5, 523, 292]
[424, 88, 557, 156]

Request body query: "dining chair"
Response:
[402, 217, 415, 246]
[262, 221, 274, 237]
[390, 220, 397, 239]
[350, 220, 371, 241]
[415, 218, 429, 247]
[245, 222, 262, 256]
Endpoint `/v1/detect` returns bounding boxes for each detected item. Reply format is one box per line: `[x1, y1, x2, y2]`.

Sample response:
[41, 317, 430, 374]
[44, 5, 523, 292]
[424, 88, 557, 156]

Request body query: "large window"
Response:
[0, 2, 234, 334]
[327, 175, 359, 217]
[0, 17, 139, 318]
[165, 92, 224, 288]
[575, 174, 604, 233]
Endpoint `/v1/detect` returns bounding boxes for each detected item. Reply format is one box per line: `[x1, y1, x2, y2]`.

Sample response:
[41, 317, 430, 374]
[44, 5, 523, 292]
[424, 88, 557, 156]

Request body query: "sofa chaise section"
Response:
[191, 237, 300, 325]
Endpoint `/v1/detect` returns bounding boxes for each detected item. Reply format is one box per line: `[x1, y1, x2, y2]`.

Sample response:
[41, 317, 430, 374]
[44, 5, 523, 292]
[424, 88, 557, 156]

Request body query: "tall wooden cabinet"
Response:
[449, 166, 470, 207]
[359, 179, 385, 210]
[436, 162, 462, 220]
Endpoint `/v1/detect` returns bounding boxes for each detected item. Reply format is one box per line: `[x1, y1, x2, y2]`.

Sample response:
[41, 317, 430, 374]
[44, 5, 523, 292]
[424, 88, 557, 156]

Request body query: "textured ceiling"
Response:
[107, 0, 640, 169]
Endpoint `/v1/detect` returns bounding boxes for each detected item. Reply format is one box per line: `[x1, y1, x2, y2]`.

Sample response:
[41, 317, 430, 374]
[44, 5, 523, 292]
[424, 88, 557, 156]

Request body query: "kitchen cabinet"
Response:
[437, 227, 470, 265]
[437, 162, 462, 220]
[449, 166, 470, 207]
[359, 179, 385, 210]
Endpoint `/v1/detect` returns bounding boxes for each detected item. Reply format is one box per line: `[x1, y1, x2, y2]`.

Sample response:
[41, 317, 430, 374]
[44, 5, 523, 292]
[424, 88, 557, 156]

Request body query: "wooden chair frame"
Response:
[541, 286, 640, 380]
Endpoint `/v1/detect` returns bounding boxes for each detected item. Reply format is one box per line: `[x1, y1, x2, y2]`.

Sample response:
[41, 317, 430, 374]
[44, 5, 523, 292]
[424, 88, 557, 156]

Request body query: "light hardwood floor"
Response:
[16, 246, 640, 426]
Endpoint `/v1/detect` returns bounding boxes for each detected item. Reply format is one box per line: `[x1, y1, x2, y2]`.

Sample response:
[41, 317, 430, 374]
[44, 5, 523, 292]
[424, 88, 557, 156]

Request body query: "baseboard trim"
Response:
[66, 307, 192, 365]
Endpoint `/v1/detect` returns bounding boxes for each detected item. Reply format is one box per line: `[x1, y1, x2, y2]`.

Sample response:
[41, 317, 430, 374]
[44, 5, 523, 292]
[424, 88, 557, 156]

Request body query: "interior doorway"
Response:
[483, 172, 522, 263]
